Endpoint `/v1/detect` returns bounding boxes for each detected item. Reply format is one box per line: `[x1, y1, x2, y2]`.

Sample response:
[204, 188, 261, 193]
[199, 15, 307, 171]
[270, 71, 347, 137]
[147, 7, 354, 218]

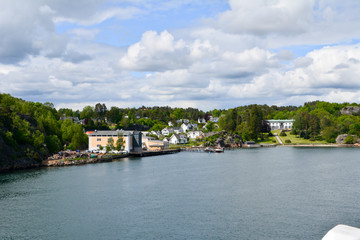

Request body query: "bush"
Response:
[268, 132, 274, 137]
[290, 129, 298, 135]
[280, 131, 287, 137]
[285, 139, 291, 144]
[299, 131, 309, 139]
[345, 135, 355, 144]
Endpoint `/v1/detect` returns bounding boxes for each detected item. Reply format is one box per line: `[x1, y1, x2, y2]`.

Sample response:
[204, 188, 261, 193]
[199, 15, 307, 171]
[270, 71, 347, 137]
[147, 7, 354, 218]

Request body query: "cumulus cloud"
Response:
[2, 0, 360, 110]
[0, 2, 58, 63]
[119, 31, 190, 71]
[225, 44, 360, 104]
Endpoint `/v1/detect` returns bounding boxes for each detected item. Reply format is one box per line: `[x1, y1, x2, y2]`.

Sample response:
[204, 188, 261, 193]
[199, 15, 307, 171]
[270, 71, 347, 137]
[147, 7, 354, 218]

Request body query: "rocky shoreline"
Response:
[42, 154, 129, 167]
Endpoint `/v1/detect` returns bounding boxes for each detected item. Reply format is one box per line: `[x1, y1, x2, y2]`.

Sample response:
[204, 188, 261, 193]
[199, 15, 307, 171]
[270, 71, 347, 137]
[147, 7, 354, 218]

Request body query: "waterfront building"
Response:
[142, 136, 169, 151]
[267, 119, 294, 130]
[88, 130, 142, 152]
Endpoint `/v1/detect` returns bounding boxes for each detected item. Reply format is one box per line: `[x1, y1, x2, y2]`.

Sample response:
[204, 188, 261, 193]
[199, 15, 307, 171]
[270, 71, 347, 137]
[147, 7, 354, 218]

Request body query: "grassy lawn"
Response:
[258, 134, 277, 144]
[272, 130, 327, 145]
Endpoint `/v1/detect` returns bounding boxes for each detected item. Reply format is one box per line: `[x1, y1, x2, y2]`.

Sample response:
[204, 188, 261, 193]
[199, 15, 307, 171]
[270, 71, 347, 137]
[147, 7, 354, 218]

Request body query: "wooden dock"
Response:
[129, 149, 180, 157]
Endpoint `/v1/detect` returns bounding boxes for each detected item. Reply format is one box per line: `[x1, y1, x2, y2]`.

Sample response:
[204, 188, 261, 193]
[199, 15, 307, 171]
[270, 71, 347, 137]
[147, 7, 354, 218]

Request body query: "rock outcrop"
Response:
[336, 134, 359, 144]
[340, 106, 360, 116]
[205, 131, 242, 148]
[0, 135, 41, 173]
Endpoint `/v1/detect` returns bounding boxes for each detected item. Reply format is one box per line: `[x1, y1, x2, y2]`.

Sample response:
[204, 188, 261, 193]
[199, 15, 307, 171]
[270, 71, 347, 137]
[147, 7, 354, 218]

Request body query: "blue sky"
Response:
[1, 0, 360, 111]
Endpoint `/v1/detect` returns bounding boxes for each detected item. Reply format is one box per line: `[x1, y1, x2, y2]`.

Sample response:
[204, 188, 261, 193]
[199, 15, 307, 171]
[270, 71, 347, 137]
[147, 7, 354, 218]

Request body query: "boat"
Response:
[214, 148, 224, 153]
[204, 147, 224, 153]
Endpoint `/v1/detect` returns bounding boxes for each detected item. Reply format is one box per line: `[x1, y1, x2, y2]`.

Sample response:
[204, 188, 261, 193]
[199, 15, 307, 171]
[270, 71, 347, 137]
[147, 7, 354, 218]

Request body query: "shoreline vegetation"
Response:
[2, 93, 360, 173]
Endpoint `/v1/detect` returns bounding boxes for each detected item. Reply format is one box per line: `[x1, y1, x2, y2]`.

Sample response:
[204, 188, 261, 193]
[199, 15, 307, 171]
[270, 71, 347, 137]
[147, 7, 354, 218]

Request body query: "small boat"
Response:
[214, 148, 224, 153]
[204, 147, 224, 153]
[204, 147, 213, 152]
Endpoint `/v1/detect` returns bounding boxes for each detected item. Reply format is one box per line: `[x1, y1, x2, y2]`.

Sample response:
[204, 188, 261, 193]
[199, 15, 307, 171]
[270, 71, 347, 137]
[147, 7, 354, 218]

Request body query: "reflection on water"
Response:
[1, 147, 360, 240]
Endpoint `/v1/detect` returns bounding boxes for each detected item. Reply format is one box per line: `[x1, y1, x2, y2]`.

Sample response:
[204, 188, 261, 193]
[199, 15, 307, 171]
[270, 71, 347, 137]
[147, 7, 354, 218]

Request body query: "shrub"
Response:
[290, 129, 298, 135]
[268, 132, 274, 137]
[300, 131, 309, 139]
[280, 131, 287, 137]
[285, 139, 291, 144]
[345, 135, 355, 144]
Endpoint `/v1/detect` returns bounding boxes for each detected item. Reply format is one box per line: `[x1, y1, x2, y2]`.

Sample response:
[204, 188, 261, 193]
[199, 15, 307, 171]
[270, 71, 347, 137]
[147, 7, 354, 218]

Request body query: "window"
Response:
[97, 138, 101, 141]
[97, 144, 101, 147]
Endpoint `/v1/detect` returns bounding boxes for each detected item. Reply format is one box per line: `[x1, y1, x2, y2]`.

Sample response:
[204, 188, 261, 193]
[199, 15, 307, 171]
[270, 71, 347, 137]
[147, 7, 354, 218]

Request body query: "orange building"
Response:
[88, 130, 142, 153]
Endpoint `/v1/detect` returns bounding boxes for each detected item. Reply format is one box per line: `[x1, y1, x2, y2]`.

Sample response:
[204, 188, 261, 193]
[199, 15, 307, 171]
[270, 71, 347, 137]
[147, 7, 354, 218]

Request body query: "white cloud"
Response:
[54, 7, 142, 26]
[224, 44, 360, 104]
[119, 30, 190, 71]
[2, 0, 360, 110]
[217, 0, 314, 35]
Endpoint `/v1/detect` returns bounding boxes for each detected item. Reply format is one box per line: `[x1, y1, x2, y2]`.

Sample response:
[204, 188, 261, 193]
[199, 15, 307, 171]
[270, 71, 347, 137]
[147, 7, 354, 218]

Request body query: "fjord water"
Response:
[1, 147, 360, 240]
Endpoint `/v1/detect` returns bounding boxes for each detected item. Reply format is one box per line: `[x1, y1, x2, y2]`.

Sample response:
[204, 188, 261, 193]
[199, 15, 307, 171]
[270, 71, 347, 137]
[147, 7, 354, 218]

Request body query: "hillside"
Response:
[0, 94, 88, 172]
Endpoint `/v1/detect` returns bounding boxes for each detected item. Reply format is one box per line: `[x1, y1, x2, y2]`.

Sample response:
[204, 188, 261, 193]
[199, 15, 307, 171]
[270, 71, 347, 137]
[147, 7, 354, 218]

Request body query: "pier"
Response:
[129, 149, 180, 157]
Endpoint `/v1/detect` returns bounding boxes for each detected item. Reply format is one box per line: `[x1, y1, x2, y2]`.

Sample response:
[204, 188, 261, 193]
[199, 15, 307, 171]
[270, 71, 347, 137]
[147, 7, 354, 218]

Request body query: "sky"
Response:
[1, 0, 360, 111]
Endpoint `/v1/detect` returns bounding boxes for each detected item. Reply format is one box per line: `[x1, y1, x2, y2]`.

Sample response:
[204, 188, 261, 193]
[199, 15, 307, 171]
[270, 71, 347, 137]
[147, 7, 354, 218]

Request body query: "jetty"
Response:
[129, 149, 180, 157]
[42, 149, 180, 168]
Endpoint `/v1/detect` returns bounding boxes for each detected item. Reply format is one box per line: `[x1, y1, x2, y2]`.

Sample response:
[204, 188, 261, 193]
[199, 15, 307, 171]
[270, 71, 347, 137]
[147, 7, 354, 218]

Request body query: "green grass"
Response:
[272, 130, 327, 145]
[257, 135, 277, 144]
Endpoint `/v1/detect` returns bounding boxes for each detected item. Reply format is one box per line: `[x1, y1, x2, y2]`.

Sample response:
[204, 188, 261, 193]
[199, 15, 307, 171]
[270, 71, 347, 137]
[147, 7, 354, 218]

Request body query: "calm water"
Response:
[1, 147, 360, 240]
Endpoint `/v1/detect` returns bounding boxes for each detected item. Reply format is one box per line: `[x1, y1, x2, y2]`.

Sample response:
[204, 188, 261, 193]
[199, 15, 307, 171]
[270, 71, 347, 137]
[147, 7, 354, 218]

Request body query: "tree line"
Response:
[2, 93, 360, 165]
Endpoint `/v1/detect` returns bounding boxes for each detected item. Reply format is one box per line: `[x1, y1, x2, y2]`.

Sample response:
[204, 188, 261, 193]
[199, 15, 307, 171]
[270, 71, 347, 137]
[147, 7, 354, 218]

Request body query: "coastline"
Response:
[279, 144, 360, 148]
[2, 145, 359, 173]
[42, 149, 180, 168]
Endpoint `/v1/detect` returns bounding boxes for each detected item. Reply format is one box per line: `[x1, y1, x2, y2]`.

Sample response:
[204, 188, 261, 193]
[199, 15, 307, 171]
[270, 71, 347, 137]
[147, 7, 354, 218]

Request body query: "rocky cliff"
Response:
[340, 106, 360, 116]
[0, 135, 41, 172]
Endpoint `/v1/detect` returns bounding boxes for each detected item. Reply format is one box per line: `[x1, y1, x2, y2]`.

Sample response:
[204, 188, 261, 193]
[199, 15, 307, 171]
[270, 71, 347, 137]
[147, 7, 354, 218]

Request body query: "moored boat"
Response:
[214, 148, 224, 153]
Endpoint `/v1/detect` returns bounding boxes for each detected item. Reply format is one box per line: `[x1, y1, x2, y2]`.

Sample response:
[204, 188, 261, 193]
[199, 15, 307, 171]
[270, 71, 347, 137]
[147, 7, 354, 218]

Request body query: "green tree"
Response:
[107, 137, 115, 150]
[80, 106, 94, 119]
[321, 126, 339, 143]
[46, 135, 62, 154]
[246, 105, 263, 140]
[106, 107, 122, 123]
[218, 109, 236, 132]
[116, 134, 124, 151]
[94, 103, 107, 119]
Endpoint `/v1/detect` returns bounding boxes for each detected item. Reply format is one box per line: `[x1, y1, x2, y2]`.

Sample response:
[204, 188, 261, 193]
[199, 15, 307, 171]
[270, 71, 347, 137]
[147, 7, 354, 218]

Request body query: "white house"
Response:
[267, 119, 294, 130]
[150, 131, 161, 137]
[169, 134, 188, 144]
[173, 127, 183, 134]
[209, 116, 219, 123]
[198, 118, 206, 124]
[161, 127, 174, 136]
[168, 121, 174, 126]
[176, 119, 190, 124]
[181, 123, 192, 132]
[181, 123, 199, 132]
[187, 131, 204, 139]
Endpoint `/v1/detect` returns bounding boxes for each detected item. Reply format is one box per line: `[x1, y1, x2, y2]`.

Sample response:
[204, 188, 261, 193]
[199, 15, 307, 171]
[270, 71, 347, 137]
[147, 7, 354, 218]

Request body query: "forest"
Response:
[1, 93, 360, 168]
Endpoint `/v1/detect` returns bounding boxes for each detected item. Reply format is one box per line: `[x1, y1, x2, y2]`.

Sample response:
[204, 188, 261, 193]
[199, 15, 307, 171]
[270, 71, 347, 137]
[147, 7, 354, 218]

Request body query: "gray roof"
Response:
[266, 119, 294, 123]
[89, 130, 141, 137]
